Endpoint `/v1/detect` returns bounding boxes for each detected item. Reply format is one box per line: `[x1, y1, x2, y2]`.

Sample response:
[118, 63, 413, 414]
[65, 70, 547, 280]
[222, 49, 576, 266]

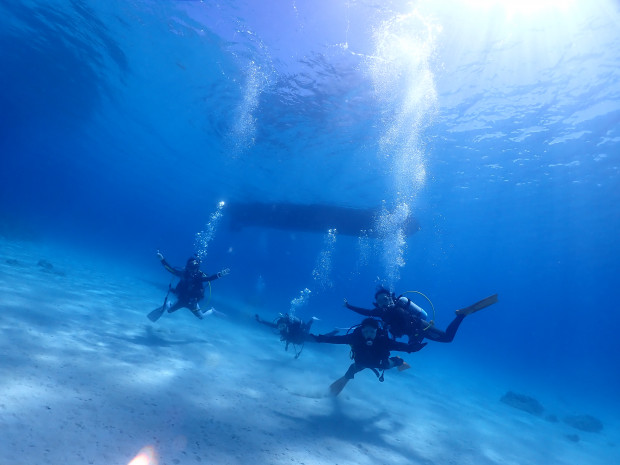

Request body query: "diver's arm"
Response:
[201, 268, 230, 282]
[312, 333, 353, 345]
[255, 314, 278, 328]
[157, 252, 183, 277]
[344, 299, 377, 316]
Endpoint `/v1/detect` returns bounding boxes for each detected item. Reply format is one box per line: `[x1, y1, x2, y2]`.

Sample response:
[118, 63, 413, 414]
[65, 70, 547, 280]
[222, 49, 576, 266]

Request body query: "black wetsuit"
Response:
[256, 314, 314, 349]
[160, 258, 220, 316]
[314, 326, 422, 379]
[346, 301, 465, 344]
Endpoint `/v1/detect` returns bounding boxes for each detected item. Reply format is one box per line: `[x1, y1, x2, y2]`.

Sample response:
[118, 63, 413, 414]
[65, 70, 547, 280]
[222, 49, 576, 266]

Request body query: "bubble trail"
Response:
[289, 288, 311, 316]
[311, 228, 337, 291]
[194, 201, 226, 260]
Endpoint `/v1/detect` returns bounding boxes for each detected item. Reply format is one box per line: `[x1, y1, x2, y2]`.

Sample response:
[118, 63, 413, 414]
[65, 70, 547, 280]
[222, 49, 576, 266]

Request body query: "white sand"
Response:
[0, 239, 617, 465]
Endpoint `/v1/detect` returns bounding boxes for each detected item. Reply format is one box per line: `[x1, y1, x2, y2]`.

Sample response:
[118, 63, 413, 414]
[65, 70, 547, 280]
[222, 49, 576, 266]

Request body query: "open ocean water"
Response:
[1, 1, 619, 464]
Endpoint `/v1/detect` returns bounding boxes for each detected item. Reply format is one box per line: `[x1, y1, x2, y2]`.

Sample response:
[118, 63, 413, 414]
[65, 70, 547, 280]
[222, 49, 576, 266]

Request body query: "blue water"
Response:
[2, 0, 620, 444]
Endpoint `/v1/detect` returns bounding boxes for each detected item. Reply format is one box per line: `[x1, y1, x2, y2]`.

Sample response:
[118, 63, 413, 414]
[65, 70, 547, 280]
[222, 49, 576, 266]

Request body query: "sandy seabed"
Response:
[0, 239, 617, 465]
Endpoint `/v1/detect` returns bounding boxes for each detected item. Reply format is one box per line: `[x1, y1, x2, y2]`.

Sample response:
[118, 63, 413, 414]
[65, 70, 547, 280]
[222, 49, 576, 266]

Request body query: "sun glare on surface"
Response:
[458, 0, 576, 16]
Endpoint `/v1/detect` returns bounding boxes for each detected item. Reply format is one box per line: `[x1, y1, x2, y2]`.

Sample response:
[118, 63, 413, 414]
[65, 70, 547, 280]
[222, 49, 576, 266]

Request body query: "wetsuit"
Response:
[346, 301, 465, 344]
[314, 326, 422, 379]
[255, 314, 315, 348]
[160, 258, 220, 317]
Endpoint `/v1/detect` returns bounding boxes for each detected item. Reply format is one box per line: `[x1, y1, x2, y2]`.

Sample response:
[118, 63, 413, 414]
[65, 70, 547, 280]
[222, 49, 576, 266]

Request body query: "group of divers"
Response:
[148, 252, 498, 396]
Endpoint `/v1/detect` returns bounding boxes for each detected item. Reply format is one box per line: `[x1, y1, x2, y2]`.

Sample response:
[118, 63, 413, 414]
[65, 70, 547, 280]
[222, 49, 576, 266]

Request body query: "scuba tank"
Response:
[396, 296, 429, 320]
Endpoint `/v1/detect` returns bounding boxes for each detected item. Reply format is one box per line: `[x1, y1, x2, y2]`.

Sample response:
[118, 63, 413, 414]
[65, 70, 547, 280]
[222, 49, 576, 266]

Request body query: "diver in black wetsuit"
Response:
[255, 313, 336, 358]
[344, 286, 497, 344]
[148, 251, 229, 321]
[312, 318, 426, 396]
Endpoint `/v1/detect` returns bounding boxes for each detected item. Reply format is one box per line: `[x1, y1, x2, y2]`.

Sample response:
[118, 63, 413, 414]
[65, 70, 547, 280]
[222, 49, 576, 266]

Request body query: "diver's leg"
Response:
[425, 314, 465, 343]
[345, 363, 364, 379]
[167, 300, 185, 313]
[189, 299, 203, 319]
[424, 295, 497, 340]
[301, 319, 316, 341]
[455, 294, 498, 316]
[388, 356, 411, 371]
[330, 364, 363, 396]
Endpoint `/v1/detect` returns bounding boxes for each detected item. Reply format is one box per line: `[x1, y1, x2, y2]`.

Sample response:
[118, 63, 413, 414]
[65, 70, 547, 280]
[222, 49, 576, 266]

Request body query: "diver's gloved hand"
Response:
[406, 341, 427, 353]
[217, 268, 230, 278]
[156, 250, 164, 261]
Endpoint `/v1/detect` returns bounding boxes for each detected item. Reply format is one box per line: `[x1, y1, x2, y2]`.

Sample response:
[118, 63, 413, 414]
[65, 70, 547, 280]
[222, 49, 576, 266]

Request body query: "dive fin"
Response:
[456, 294, 498, 316]
[147, 306, 166, 322]
[398, 361, 411, 372]
[329, 377, 350, 396]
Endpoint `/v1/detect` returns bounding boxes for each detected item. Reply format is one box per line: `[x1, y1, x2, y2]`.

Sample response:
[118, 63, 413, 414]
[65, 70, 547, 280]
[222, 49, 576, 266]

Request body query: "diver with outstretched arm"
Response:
[255, 313, 338, 359]
[344, 286, 498, 344]
[147, 251, 230, 322]
[311, 318, 426, 396]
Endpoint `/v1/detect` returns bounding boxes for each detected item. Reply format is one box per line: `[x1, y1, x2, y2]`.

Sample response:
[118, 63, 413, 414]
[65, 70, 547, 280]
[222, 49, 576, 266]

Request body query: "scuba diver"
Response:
[255, 313, 337, 359]
[344, 286, 498, 344]
[312, 317, 426, 396]
[147, 251, 230, 322]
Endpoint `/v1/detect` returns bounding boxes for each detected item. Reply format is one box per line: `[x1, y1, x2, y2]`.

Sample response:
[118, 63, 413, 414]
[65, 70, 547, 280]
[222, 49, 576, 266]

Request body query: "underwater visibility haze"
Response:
[1, 0, 620, 464]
